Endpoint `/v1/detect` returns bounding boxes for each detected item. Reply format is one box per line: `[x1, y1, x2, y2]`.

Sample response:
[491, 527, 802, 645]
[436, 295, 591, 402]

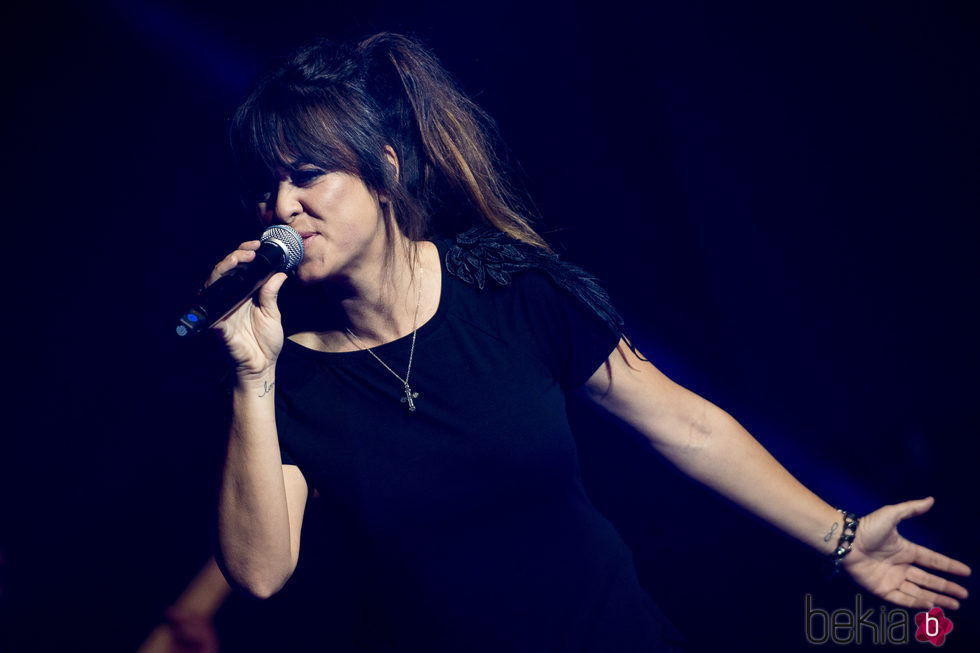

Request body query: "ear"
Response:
[383, 145, 400, 182]
[378, 145, 400, 206]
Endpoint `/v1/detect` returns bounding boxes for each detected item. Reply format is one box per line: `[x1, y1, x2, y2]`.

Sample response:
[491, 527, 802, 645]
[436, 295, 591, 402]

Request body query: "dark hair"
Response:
[230, 32, 548, 252]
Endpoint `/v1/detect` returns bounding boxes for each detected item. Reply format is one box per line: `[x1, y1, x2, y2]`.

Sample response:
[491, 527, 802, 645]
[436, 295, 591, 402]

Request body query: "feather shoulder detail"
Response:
[444, 227, 627, 341]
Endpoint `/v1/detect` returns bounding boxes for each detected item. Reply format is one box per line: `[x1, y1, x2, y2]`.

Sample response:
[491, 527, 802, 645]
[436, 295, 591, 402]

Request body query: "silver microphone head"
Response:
[261, 224, 304, 271]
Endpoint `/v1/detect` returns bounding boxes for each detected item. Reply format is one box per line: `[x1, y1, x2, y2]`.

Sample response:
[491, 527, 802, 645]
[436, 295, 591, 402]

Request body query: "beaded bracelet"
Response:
[830, 509, 860, 575]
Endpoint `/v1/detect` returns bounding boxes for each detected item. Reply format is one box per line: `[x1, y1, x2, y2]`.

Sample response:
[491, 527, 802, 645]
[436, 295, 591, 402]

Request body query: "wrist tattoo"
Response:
[823, 521, 839, 543]
[258, 380, 275, 398]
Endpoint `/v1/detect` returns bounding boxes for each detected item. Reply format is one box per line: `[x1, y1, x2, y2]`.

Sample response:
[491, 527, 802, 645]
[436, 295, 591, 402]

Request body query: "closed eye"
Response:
[290, 168, 327, 186]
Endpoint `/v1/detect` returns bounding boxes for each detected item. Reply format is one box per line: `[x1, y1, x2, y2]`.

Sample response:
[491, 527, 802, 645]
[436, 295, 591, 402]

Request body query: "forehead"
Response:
[248, 125, 356, 173]
[272, 157, 318, 176]
[234, 94, 378, 197]
[240, 135, 350, 188]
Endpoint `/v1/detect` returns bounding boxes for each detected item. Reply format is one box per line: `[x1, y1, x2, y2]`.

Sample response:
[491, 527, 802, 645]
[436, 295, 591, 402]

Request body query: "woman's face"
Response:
[256, 165, 389, 285]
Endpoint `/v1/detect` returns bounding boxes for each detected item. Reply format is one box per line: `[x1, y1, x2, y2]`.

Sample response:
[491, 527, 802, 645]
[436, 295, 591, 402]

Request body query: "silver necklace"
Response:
[345, 266, 423, 412]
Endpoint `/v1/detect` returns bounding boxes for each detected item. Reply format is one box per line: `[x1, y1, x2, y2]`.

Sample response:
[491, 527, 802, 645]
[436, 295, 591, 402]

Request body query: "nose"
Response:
[272, 181, 303, 224]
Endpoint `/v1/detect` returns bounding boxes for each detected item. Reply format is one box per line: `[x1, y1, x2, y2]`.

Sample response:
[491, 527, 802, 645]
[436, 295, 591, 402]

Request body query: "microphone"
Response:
[176, 224, 304, 337]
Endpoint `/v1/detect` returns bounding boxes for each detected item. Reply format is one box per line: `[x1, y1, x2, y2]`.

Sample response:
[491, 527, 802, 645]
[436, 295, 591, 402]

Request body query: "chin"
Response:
[292, 261, 341, 286]
[295, 274, 324, 286]
[291, 265, 322, 285]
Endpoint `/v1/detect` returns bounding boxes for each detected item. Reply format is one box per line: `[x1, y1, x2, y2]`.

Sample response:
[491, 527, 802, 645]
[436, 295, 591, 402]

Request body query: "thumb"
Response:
[893, 496, 935, 522]
[256, 272, 288, 317]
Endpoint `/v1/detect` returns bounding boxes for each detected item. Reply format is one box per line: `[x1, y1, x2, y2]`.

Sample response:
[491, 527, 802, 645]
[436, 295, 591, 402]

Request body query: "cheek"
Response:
[338, 193, 386, 237]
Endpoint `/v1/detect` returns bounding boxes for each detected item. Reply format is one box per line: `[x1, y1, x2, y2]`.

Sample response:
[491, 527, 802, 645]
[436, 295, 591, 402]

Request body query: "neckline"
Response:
[283, 237, 452, 361]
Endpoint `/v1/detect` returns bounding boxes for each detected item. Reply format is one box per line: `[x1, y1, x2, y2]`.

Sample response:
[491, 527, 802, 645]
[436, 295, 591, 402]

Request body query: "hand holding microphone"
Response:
[176, 225, 304, 337]
[176, 225, 304, 377]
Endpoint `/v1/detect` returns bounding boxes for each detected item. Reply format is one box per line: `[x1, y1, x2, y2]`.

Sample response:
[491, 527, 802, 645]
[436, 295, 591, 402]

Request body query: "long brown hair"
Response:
[230, 33, 549, 253]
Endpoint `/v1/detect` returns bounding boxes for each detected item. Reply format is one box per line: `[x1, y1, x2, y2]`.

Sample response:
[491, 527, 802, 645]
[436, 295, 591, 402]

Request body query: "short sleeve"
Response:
[279, 447, 297, 466]
[275, 399, 297, 465]
[514, 270, 623, 390]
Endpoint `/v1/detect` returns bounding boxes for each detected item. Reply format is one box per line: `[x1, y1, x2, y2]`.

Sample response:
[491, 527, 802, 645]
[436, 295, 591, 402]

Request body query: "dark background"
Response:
[1, 1, 977, 651]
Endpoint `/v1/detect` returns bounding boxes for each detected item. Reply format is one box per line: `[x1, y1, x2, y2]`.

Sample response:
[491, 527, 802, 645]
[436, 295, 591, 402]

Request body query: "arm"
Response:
[583, 339, 970, 609]
[217, 380, 309, 598]
[207, 242, 309, 599]
[169, 556, 232, 619]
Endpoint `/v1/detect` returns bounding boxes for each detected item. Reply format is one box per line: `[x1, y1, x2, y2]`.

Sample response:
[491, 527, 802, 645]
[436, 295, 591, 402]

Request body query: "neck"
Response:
[342, 243, 422, 345]
[317, 233, 427, 349]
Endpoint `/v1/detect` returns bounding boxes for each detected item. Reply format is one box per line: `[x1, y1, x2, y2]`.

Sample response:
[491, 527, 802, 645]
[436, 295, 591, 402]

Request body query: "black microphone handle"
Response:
[176, 241, 287, 337]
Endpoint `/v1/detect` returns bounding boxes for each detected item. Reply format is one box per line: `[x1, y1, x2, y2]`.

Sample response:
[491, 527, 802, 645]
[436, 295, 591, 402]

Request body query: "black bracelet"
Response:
[830, 509, 860, 575]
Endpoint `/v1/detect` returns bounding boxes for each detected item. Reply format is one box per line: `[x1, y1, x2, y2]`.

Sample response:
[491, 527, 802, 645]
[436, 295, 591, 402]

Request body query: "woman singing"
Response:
[206, 32, 969, 651]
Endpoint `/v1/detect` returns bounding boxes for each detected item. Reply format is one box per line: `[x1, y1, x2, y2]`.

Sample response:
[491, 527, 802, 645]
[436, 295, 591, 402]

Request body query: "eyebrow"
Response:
[290, 159, 323, 170]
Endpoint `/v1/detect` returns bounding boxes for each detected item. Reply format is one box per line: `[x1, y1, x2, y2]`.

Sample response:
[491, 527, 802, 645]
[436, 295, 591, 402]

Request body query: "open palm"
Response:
[843, 497, 970, 610]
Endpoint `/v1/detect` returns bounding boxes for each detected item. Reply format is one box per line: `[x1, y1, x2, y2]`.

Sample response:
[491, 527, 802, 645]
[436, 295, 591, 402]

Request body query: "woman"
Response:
[208, 33, 969, 650]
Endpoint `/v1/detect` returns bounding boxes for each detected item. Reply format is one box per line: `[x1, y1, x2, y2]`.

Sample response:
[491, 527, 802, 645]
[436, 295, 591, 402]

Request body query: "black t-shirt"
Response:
[274, 235, 683, 651]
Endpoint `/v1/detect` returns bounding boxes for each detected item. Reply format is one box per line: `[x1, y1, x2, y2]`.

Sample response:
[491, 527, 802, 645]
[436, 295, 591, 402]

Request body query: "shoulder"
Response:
[440, 227, 625, 337]
[438, 228, 628, 388]
[441, 226, 558, 290]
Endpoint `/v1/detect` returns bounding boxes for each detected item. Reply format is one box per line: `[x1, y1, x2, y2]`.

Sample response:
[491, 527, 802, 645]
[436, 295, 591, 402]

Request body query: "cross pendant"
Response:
[400, 385, 419, 412]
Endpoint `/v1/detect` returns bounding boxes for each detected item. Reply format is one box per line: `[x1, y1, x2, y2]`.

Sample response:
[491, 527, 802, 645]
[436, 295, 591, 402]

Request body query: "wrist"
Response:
[827, 509, 860, 575]
[817, 506, 844, 556]
[233, 368, 277, 396]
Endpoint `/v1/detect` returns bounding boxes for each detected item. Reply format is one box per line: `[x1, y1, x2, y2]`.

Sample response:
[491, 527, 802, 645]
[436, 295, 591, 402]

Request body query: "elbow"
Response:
[241, 576, 288, 600]
[231, 568, 292, 600]
[648, 400, 719, 459]
[214, 552, 292, 600]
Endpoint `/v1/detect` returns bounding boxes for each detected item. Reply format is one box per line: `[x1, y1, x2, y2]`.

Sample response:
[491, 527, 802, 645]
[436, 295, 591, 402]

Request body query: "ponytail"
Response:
[358, 33, 549, 250]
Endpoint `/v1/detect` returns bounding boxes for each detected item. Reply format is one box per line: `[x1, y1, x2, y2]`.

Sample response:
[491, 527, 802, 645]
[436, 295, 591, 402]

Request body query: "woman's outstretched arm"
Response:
[582, 339, 970, 610]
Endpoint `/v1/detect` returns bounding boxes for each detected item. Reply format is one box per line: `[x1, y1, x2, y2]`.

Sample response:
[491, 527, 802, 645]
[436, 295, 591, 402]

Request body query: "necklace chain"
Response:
[345, 266, 424, 411]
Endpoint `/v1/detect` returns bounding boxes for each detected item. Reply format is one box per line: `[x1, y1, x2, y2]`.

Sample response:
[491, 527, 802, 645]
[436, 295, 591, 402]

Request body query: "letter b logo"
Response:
[915, 607, 953, 646]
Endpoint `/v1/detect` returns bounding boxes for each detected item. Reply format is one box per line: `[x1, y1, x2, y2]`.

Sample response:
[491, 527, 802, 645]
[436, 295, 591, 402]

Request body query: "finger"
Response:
[930, 594, 962, 611]
[906, 566, 970, 600]
[256, 272, 288, 318]
[205, 248, 259, 287]
[882, 587, 932, 610]
[899, 579, 965, 611]
[215, 242, 263, 274]
[912, 543, 973, 577]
